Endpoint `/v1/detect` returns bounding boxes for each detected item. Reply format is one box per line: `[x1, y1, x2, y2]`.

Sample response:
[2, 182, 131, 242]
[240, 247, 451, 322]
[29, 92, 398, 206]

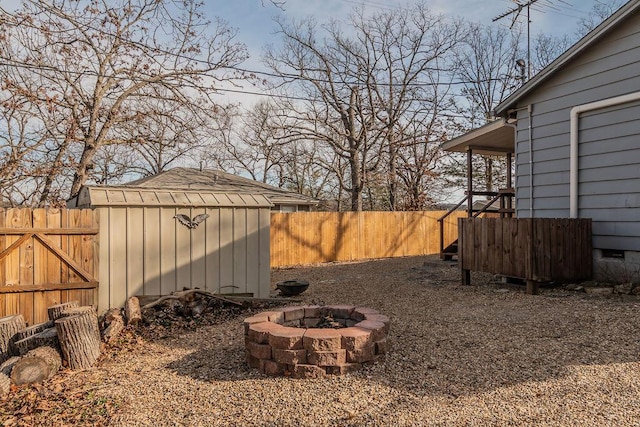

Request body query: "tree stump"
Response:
[0, 315, 26, 362]
[14, 328, 59, 356]
[47, 301, 80, 322]
[55, 308, 101, 370]
[0, 373, 10, 398]
[10, 346, 62, 385]
[125, 296, 142, 326]
[61, 307, 101, 343]
[14, 321, 54, 342]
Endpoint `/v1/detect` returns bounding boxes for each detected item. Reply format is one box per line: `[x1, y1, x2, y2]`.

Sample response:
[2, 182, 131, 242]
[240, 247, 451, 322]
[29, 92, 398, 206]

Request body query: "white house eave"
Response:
[441, 118, 515, 155]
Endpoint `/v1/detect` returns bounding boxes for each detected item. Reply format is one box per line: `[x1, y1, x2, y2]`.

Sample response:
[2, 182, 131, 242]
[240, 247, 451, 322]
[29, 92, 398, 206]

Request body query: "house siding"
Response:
[513, 10, 640, 251]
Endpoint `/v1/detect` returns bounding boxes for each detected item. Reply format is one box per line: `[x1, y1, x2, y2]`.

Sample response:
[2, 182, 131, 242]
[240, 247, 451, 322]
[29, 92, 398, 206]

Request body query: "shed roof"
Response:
[125, 168, 319, 206]
[70, 186, 274, 208]
[495, 0, 640, 115]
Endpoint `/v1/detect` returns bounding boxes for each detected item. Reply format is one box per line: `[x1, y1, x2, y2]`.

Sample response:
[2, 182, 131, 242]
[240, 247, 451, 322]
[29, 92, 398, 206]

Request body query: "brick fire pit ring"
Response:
[244, 305, 390, 378]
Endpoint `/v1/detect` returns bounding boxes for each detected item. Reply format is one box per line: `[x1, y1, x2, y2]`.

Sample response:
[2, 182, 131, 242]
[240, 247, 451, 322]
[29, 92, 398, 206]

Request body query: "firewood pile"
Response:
[0, 289, 289, 400]
[0, 301, 103, 398]
[135, 289, 282, 337]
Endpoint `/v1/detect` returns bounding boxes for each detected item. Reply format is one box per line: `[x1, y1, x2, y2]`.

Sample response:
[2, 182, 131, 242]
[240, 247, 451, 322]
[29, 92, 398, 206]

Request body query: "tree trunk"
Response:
[70, 141, 100, 198]
[55, 309, 101, 370]
[14, 328, 59, 356]
[388, 135, 397, 212]
[484, 156, 494, 193]
[349, 153, 363, 212]
[0, 315, 26, 362]
[10, 346, 62, 385]
[48, 301, 80, 322]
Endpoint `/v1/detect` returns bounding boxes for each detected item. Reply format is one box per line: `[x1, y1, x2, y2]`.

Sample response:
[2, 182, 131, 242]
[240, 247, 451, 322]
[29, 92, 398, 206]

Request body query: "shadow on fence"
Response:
[270, 211, 466, 267]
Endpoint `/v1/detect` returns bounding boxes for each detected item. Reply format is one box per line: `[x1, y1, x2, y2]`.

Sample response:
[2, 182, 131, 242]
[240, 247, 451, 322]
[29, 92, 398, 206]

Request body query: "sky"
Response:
[208, 0, 615, 105]
[2, 0, 619, 105]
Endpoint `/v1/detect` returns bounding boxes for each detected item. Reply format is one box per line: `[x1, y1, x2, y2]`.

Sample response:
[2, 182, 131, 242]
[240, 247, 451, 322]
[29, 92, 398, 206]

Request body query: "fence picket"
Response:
[270, 211, 467, 267]
[0, 208, 98, 325]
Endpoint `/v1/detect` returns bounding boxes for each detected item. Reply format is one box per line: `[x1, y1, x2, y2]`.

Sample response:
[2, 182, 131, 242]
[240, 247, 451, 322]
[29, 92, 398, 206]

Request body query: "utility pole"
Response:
[493, 0, 542, 80]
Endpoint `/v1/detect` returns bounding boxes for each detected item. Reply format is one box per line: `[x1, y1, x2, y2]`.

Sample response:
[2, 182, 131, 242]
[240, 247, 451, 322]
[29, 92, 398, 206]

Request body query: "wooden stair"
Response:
[440, 239, 458, 261]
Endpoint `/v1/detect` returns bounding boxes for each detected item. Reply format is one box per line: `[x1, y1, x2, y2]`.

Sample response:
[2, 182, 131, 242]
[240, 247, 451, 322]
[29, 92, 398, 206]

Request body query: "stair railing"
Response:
[437, 195, 468, 258]
[437, 189, 515, 259]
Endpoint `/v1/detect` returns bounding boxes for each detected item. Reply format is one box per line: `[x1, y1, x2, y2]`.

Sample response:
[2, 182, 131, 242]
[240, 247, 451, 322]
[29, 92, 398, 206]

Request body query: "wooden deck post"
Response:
[462, 269, 471, 286]
[526, 280, 539, 295]
[506, 152, 512, 190]
[466, 147, 473, 217]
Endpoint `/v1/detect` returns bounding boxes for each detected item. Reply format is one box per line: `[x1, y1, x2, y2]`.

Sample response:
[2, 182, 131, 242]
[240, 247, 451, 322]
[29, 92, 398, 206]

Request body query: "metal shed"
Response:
[68, 186, 273, 313]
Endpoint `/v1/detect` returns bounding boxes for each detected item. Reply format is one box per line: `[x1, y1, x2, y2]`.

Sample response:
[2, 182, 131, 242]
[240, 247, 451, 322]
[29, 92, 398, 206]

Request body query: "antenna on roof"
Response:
[493, 0, 542, 81]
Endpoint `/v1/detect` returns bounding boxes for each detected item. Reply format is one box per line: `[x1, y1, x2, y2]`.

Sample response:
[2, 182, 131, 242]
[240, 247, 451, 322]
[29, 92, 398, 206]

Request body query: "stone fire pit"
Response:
[244, 305, 390, 379]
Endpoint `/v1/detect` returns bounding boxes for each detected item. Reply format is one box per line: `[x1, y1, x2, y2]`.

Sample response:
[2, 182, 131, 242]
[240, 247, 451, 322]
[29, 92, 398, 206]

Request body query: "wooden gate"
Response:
[0, 208, 99, 325]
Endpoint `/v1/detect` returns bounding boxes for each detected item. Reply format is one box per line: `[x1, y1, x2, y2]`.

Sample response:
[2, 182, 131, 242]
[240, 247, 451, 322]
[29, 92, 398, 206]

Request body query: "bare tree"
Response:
[395, 106, 454, 210]
[448, 23, 522, 195]
[264, 17, 376, 211]
[217, 101, 291, 184]
[351, 7, 461, 210]
[531, 33, 573, 73]
[265, 5, 459, 211]
[116, 95, 227, 178]
[454, 24, 521, 125]
[576, 0, 625, 37]
[0, 0, 248, 204]
[0, 62, 77, 205]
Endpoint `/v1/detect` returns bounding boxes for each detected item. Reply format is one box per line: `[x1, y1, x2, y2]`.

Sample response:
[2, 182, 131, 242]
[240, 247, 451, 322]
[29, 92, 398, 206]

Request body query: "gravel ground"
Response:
[8, 255, 640, 426]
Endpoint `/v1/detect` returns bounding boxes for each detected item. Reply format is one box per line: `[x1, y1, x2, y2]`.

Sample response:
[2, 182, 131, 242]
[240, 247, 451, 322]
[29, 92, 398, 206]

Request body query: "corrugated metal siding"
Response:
[513, 11, 640, 251]
[97, 205, 270, 312]
[81, 187, 273, 208]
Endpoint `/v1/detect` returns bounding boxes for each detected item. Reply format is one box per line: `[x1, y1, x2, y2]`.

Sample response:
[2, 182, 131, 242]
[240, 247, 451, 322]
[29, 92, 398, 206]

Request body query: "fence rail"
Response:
[270, 211, 466, 267]
[0, 208, 98, 325]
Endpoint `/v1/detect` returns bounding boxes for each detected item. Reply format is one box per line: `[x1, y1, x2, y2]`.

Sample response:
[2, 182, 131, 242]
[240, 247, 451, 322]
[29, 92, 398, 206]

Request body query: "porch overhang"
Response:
[441, 118, 515, 155]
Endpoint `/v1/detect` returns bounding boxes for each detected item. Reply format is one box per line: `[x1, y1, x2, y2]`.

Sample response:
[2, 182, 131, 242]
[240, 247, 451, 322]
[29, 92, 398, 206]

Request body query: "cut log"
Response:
[125, 296, 142, 326]
[102, 310, 125, 343]
[0, 356, 19, 377]
[0, 315, 26, 361]
[14, 328, 59, 356]
[104, 308, 122, 323]
[10, 346, 62, 385]
[48, 301, 80, 322]
[0, 373, 9, 398]
[55, 309, 101, 370]
[15, 321, 54, 342]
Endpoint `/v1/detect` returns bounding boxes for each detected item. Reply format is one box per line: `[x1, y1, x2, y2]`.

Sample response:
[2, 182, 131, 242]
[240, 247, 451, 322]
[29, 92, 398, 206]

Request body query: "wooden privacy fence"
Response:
[0, 208, 98, 325]
[459, 217, 592, 292]
[270, 211, 467, 267]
